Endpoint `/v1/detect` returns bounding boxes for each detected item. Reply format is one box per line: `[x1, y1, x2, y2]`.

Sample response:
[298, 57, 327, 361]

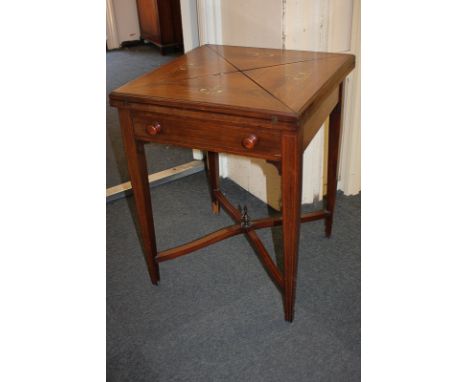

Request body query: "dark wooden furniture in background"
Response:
[135, 0, 183, 54]
[109, 45, 355, 322]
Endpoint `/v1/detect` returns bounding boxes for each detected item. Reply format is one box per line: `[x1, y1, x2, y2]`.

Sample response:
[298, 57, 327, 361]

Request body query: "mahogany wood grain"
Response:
[115, 46, 237, 87]
[281, 132, 303, 322]
[110, 44, 355, 322]
[109, 100, 296, 132]
[243, 55, 354, 115]
[213, 190, 239, 222]
[154, 207, 329, 273]
[325, 83, 344, 237]
[250, 210, 330, 230]
[245, 230, 285, 290]
[110, 45, 354, 124]
[215, 191, 284, 289]
[112, 72, 293, 119]
[156, 225, 242, 263]
[136, 0, 182, 52]
[302, 87, 339, 151]
[132, 112, 282, 160]
[207, 152, 220, 214]
[118, 109, 160, 284]
[136, 0, 159, 42]
[207, 44, 339, 71]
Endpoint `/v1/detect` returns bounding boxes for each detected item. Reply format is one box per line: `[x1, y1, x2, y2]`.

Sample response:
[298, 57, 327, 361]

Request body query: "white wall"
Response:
[106, 0, 120, 50]
[282, 0, 331, 207]
[219, 0, 283, 49]
[337, 0, 360, 195]
[180, 0, 200, 52]
[113, 0, 140, 45]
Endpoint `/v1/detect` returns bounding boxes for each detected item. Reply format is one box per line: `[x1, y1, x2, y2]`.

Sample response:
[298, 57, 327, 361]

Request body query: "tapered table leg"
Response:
[325, 83, 345, 237]
[281, 133, 303, 322]
[207, 151, 220, 214]
[118, 109, 160, 284]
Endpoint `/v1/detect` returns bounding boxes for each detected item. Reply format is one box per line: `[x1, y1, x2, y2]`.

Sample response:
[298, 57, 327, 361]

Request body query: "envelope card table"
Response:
[109, 44, 355, 322]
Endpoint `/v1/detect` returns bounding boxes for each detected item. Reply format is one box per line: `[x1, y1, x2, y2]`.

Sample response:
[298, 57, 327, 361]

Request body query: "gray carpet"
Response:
[107, 44, 194, 188]
[107, 172, 361, 381]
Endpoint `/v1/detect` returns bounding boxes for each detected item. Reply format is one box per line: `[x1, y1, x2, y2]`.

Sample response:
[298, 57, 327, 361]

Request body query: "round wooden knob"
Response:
[146, 122, 162, 136]
[242, 134, 258, 149]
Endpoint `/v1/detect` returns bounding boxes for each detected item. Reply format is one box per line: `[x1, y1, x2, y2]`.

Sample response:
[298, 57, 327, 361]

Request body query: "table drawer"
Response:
[132, 112, 282, 160]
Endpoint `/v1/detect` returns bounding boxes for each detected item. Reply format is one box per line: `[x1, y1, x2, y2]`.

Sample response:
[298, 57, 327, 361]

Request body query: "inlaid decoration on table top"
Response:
[110, 44, 355, 120]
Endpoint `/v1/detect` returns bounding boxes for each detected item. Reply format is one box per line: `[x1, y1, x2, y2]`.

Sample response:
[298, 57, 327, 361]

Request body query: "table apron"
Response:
[131, 112, 283, 161]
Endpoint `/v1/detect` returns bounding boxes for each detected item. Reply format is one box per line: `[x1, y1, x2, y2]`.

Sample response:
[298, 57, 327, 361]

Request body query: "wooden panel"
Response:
[118, 108, 160, 284]
[111, 71, 294, 120]
[281, 132, 303, 322]
[132, 111, 282, 160]
[325, 83, 344, 237]
[136, 0, 183, 49]
[207, 44, 338, 71]
[171, 0, 183, 46]
[109, 44, 355, 322]
[156, 0, 173, 44]
[108, 101, 296, 132]
[110, 45, 354, 122]
[244, 55, 354, 114]
[136, 0, 160, 42]
[113, 46, 237, 86]
[301, 87, 338, 151]
[157, 0, 183, 45]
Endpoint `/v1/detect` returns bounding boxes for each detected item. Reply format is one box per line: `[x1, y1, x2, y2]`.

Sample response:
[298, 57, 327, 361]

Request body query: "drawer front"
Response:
[132, 112, 282, 160]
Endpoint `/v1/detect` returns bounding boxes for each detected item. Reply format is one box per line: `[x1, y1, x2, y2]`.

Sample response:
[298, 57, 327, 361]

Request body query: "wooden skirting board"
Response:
[106, 160, 205, 203]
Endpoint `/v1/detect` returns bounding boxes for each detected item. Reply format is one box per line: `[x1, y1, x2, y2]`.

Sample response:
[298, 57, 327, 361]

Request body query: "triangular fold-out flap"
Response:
[243, 55, 353, 113]
[206, 44, 339, 71]
[114, 46, 238, 93]
[125, 71, 293, 115]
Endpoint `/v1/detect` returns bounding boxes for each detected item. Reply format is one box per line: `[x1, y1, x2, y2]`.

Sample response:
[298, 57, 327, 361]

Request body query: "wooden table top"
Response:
[110, 45, 355, 123]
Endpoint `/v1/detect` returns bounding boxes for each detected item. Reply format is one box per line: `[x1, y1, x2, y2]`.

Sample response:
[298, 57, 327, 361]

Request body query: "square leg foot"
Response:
[211, 201, 220, 214]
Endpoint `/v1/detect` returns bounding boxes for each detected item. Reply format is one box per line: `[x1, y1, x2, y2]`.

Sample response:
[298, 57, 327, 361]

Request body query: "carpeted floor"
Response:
[107, 171, 361, 381]
[107, 44, 193, 188]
